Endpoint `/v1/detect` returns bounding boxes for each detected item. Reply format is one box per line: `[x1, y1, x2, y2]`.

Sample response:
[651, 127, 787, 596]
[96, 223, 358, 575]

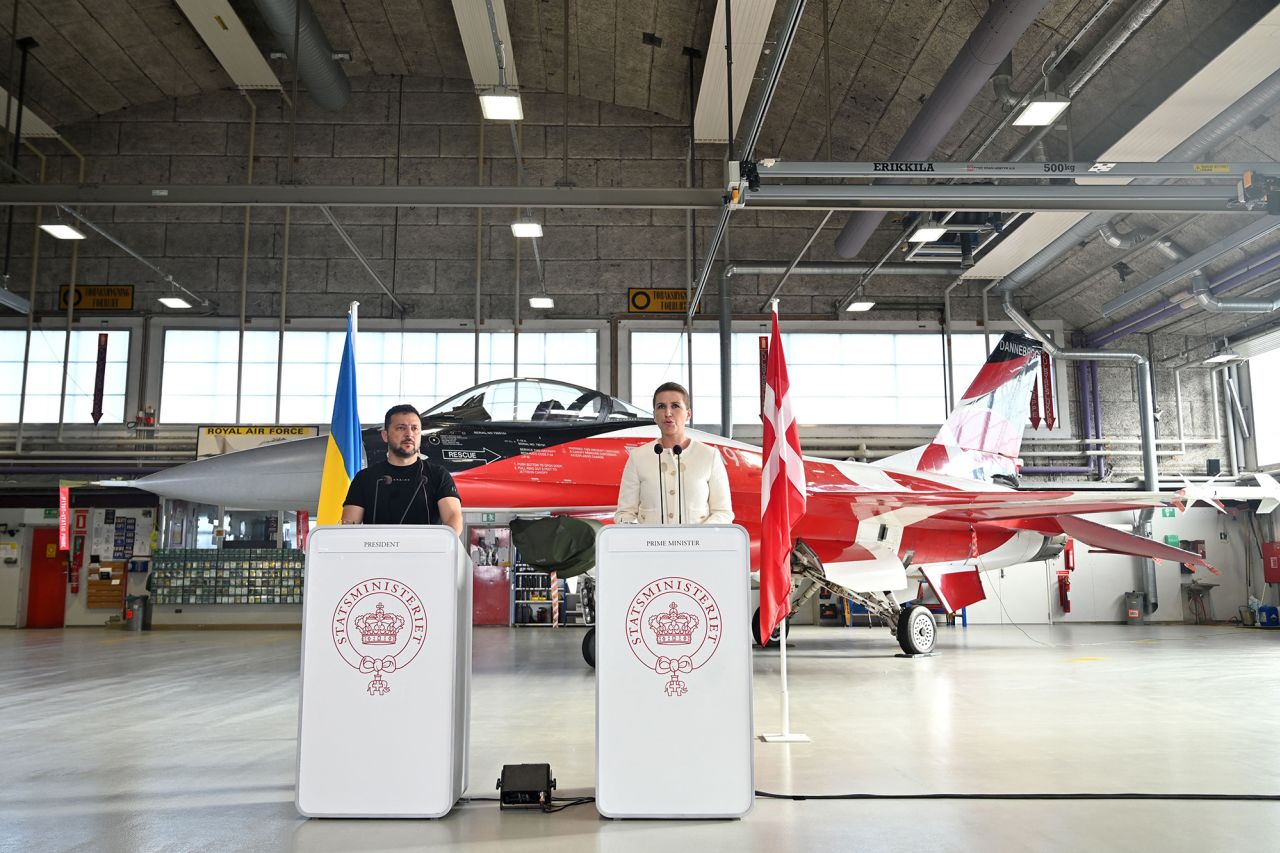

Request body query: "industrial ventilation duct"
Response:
[252, 0, 351, 111]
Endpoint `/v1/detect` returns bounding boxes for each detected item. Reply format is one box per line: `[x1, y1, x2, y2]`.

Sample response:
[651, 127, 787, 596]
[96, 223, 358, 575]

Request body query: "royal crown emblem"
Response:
[627, 578, 723, 698]
[649, 601, 698, 645]
[354, 602, 405, 645]
[333, 579, 428, 697]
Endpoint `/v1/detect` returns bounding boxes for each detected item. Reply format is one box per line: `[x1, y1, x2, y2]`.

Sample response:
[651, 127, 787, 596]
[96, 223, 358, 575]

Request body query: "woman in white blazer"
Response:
[614, 382, 733, 525]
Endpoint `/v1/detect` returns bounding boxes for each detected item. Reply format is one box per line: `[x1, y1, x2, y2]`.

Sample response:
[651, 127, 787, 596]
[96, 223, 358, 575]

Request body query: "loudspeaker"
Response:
[1206, 458, 1222, 477]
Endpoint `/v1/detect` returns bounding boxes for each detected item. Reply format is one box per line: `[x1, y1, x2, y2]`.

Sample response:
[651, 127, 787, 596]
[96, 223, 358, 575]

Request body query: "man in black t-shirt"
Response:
[341, 404, 463, 536]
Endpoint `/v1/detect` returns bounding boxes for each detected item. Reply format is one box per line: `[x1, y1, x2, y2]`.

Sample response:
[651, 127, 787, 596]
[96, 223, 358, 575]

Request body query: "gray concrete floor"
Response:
[2, 622, 1279, 853]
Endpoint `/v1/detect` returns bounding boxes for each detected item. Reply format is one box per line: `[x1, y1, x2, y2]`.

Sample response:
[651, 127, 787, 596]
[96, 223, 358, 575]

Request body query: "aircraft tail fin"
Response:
[878, 333, 1043, 483]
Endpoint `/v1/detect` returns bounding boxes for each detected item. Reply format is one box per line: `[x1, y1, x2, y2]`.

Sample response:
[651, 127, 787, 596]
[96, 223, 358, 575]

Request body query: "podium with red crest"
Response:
[595, 524, 753, 818]
[296, 525, 471, 818]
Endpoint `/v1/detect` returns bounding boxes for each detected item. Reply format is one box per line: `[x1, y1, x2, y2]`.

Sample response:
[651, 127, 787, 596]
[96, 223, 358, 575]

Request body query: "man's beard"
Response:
[388, 443, 419, 460]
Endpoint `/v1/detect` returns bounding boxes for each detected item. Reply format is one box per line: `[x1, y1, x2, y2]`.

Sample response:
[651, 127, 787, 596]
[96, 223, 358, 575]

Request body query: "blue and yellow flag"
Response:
[317, 304, 364, 524]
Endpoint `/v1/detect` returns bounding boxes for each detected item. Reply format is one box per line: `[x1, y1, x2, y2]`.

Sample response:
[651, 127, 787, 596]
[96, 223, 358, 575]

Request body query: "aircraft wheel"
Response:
[582, 626, 596, 669]
[750, 607, 788, 648]
[897, 605, 936, 656]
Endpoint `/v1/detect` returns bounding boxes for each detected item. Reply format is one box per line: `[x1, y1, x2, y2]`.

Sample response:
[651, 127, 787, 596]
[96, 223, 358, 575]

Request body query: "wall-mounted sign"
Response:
[58, 486, 70, 551]
[197, 425, 319, 458]
[58, 285, 134, 311]
[628, 288, 701, 314]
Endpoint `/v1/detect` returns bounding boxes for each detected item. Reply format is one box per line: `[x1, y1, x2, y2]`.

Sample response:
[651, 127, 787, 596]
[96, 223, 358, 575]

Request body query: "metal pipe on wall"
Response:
[55, 143, 85, 442]
[1090, 360, 1104, 478]
[475, 115, 485, 387]
[1237, 361, 1257, 472]
[1088, 247, 1280, 346]
[685, 46, 698, 400]
[2, 35, 35, 283]
[274, 206, 291, 424]
[1004, 293, 1159, 610]
[727, 262, 963, 277]
[1220, 368, 1238, 476]
[688, 0, 808, 320]
[14, 142, 44, 455]
[235, 92, 258, 425]
[719, 270, 732, 438]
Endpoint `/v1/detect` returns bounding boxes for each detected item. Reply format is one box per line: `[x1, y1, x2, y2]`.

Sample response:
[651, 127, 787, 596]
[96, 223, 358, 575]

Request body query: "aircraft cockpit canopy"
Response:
[422, 378, 648, 425]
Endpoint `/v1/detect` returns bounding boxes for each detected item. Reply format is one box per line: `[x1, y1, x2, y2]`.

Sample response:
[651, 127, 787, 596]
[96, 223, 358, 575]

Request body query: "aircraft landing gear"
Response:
[750, 607, 789, 648]
[896, 604, 936, 656]
[582, 626, 596, 668]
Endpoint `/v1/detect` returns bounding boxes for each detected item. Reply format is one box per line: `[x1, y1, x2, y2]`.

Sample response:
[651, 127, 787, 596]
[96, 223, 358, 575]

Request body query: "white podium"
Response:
[595, 524, 753, 819]
[296, 525, 471, 818]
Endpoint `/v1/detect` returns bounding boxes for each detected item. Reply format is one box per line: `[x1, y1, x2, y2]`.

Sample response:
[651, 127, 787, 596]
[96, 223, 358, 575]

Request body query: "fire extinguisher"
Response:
[1057, 539, 1075, 613]
[69, 534, 83, 594]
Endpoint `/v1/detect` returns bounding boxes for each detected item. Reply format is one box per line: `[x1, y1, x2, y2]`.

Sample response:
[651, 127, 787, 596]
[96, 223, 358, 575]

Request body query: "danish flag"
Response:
[759, 308, 807, 645]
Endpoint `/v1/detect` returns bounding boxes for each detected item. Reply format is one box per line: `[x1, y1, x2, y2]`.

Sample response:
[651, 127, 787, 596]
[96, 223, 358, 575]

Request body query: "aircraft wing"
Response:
[804, 485, 1215, 574]
[999, 515, 1218, 575]
[806, 484, 1169, 521]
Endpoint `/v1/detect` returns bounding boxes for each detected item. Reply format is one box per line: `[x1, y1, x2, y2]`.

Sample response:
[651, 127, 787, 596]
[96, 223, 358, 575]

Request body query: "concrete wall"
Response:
[9, 76, 970, 323]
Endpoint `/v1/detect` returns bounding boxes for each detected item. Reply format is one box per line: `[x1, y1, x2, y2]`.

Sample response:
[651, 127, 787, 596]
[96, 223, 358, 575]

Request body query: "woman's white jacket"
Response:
[614, 438, 733, 525]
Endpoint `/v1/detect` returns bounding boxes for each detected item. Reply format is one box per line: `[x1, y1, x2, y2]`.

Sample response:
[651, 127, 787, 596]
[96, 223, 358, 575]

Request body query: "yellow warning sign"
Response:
[628, 288, 700, 314]
[197, 425, 319, 458]
[58, 285, 134, 311]
[1194, 164, 1230, 173]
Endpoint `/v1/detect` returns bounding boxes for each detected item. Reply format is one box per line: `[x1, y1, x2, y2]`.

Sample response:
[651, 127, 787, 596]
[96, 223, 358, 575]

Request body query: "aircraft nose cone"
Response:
[132, 434, 330, 511]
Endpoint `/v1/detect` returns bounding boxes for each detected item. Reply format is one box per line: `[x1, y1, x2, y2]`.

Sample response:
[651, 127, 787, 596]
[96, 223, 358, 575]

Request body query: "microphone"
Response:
[672, 444, 684, 524]
[373, 474, 392, 523]
[653, 444, 666, 525]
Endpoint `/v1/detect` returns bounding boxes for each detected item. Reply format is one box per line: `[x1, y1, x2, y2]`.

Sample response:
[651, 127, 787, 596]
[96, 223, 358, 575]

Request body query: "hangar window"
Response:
[159, 329, 597, 424]
[629, 330, 1055, 427]
[0, 329, 130, 423]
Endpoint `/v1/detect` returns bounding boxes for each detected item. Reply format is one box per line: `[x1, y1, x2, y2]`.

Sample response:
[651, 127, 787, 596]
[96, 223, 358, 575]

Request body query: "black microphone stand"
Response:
[373, 474, 392, 523]
[672, 444, 684, 524]
[397, 460, 429, 524]
[653, 443, 666, 525]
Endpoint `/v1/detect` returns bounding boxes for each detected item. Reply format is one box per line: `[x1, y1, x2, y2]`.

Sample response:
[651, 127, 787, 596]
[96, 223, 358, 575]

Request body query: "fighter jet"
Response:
[120, 334, 1241, 655]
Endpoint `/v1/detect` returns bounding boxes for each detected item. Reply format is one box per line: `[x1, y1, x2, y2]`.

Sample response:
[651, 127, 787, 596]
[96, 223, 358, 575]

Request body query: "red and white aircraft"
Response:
[123, 333, 1230, 655]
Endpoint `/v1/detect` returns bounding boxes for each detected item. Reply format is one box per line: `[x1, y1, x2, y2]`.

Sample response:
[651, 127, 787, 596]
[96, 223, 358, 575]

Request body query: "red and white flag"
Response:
[759, 308, 806, 645]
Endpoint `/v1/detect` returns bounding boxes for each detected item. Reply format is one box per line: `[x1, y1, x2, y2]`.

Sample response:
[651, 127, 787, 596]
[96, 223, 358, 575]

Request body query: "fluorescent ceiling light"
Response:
[510, 221, 542, 238]
[908, 226, 947, 243]
[480, 87, 523, 121]
[40, 223, 86, 240]
[1013, 95, 1071, 127]
[158, 297, 192, 309]
[845, 301, 875, 312]
[528, 297, 554, 309]
[1204, 350, 1241, 364]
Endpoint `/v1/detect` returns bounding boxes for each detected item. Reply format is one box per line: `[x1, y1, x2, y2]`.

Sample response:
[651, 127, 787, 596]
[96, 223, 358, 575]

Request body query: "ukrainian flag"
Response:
[317, 303, 364, 524]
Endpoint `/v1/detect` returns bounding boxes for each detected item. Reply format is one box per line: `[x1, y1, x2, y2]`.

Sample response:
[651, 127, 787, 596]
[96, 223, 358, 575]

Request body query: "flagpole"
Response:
[761, 298, 809, 744]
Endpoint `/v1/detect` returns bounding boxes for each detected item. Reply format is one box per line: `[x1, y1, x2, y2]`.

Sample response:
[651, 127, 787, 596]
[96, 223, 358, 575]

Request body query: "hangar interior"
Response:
[1, 0, 1279, 850]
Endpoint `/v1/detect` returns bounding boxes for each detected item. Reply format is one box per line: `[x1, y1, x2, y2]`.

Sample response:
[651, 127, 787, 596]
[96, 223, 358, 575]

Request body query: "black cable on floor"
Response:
[542, 796, 596, 813]
[755, 790, 1280, 802]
